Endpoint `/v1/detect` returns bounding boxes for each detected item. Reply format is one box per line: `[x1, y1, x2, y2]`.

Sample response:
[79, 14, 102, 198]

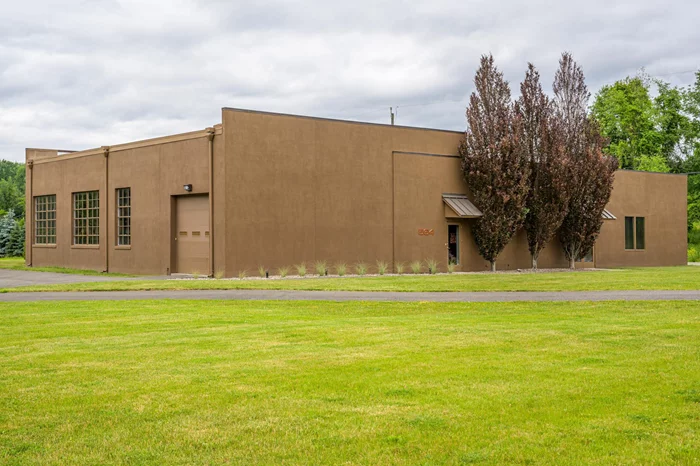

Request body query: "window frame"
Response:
[116, 187, 131, 247]
[34, 194, 56, 245]
[635, 217, 645, 250]
[624, 216, 645, 251]
[72, 190, 100, 246]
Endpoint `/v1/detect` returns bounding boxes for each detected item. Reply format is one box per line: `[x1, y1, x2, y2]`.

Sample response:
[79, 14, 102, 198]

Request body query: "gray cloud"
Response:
[1, 0, 699, 161]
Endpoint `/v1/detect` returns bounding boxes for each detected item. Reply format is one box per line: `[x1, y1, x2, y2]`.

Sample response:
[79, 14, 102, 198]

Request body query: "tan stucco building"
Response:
[25, 108, 688, 276]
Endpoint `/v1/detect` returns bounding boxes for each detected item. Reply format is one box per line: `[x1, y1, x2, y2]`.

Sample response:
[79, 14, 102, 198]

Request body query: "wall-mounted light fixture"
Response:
[183, 184, 193, 192]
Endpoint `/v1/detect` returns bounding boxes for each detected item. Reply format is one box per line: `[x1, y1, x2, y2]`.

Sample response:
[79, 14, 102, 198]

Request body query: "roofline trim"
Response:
[30, 125, 223, 165]
[223, 107, 465, 135]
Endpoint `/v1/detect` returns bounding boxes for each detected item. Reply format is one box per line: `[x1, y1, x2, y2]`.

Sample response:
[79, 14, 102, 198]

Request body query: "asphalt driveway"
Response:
[0, 269, 164, 289]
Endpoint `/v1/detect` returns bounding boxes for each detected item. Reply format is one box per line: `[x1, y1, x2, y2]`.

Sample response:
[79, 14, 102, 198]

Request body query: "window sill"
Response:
[32, 244, 57, 249]
[114, 245, 132, 250]
[624, 248, 646, 252]
[71, 244, 100, 249]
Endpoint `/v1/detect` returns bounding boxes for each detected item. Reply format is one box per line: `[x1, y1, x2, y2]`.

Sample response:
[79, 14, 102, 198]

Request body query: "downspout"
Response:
[26, 160, 33, 267]
[102, 146, 110, 273]
[206, 128, 215, 277]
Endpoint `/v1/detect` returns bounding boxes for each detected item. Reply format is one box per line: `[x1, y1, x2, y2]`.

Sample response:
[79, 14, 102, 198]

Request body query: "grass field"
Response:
[0, 257, 131, 277]
[4, 266, 699, 293]
[1, 299, 699, 464]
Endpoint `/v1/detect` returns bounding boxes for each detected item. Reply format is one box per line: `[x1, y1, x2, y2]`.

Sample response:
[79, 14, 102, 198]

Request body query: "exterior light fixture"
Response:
[183, 184, 192, 192]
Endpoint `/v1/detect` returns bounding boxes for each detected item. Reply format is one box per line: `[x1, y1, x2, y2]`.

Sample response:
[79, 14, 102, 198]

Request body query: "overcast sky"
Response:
[1, 0, 699, 162]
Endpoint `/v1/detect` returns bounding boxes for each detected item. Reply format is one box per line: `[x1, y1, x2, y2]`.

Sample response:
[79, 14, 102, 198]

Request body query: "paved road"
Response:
[1, 289, 700, 302]
[0, 269, 165, 289]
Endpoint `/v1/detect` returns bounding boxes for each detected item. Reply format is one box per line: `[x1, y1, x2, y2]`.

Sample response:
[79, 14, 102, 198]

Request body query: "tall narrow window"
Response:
[624, 217, 635, 250]
[116, 187, 131, 246]
[448, 224, 459, 265]
[34, 194, 56, 244]
[73, 191, 99, 245]
[635, 217, 645, 250]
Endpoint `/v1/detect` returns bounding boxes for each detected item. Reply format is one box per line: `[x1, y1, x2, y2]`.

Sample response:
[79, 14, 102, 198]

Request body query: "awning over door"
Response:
[602, 208, 616, 220]
[443, 193, 483, 218]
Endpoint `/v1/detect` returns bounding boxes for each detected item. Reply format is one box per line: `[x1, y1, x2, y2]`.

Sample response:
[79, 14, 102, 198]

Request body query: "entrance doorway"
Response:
[448, 224, 459, 265]
[174, 194, 209, 274]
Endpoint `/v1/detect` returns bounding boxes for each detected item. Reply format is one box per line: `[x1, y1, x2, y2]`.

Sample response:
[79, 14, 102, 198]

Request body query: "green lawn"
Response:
[0, 257, 131, 277]
[4, 266, 699, 293]
[1, 299, 699, 464]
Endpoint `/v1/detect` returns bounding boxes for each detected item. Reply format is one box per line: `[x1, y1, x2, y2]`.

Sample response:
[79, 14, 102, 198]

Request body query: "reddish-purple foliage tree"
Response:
[517, 63, 570, 269]
[459, 55, 531, 272]
[554, 52, 618, 268]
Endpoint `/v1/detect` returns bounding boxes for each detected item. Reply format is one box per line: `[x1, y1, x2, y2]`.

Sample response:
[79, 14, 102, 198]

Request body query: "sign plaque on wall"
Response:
[418, 229, 435, 236]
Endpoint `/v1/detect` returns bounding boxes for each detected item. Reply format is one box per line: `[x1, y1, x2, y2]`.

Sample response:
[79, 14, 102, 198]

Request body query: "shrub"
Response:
[395, 262, 405, 274]
[335, 262, 347, 276]
[295, 263, 306, 277]
[315, 260, 328, 276]
[447, 262, 457, 273]
[214, 269, 225, 279]
[6, 218, 24, 258]
[258, 265, 266, 278]
[278, 266, 289, 278]
[376, 260, 389, 275]
[238, 270, 247, 279]
[355, 262, 368, 275]
[425, 258, 439, 274]
[0, 210, 17, 258]
[689, 246, 700, 263]
[410, 260, 422, 274]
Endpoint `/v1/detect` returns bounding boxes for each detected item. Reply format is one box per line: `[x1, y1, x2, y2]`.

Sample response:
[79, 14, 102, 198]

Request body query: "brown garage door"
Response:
[175, 194, 209, 274]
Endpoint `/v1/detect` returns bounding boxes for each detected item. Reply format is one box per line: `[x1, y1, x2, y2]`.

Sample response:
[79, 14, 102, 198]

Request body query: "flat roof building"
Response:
[25, 108, 688, 276]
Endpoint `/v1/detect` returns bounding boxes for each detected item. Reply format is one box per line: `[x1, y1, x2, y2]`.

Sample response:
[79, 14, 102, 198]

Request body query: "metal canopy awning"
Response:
[602, 208, 616, 220]
[443, 193, 483, 218]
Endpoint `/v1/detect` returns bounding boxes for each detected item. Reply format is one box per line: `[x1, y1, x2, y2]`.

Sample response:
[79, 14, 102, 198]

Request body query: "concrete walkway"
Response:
[0, 269, 166, 289]
[2, 289, 700, 302]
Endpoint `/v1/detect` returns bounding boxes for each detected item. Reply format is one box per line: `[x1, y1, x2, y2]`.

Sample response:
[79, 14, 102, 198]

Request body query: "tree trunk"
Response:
[532, 255, 538, 270]
[569, 257, 575, 269]
[490, 261, 496, 272]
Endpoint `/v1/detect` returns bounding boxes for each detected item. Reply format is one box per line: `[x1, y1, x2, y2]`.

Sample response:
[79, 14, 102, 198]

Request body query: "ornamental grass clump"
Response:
[425, 258, 439, 274]
[315, 260, 328, 276]
[278, 266, 289, 278]
[294, 263, 306, 277]
[335, 263, 347, 276]
[238, 270, 247, 279]
[410, 260, 422, 274]
[355, 262, 368, 276]
[258, 266, 266, 278]
[214, 269, 225, 280]
[447, 261, 457, 274]
[376, 260, 389, 275]
[395, 262, 405, 274]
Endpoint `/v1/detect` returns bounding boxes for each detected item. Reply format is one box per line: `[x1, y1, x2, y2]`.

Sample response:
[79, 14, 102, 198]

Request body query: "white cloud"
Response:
[1, 0, 699, 161]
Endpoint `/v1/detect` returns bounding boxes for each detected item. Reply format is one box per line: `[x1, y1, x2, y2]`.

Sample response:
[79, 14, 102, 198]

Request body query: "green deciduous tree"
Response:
[459, 54, 530, 272]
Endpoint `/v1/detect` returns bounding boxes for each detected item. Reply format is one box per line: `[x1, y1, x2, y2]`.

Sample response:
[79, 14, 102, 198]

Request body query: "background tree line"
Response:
[0, 160, 26, 257]
[460, 53, 617, 270]
[591, 71, 700, 259]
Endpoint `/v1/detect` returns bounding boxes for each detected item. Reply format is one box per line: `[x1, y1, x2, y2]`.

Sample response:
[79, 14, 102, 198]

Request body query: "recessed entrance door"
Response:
[175, 194, 209, 274]
[448, 224, 459, 265]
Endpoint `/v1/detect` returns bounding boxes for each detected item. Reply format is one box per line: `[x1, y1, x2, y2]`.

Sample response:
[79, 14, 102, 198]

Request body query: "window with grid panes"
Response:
[116, 188, 131, 246]
[34, 195, 56, 244]
[73, 191, 100, 245]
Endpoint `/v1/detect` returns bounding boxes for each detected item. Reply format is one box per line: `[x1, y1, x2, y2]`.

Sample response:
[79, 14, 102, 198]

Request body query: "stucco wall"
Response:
[27, 134, 212, 275]
[594, 170, 687, 267]
[393, 151, 568, 271]
[222, 109, 464, 275]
